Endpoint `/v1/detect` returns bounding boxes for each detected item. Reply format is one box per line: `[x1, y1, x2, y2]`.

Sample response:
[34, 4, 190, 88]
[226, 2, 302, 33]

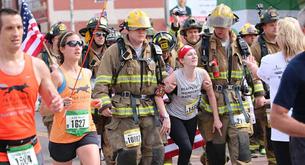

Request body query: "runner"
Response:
[0, 8, 63, 164]
[48, 31, 100, 165]
[155, 45, 222, 165]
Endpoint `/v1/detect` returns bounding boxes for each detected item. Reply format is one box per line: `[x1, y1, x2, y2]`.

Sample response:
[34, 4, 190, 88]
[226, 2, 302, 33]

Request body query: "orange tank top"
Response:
[50, 67, 96, 143]
[0, 54, 41, 161]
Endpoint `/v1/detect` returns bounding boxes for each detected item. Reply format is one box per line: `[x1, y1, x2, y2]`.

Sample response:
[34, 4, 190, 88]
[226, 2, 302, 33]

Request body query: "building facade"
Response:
[48, 0, 166, 33]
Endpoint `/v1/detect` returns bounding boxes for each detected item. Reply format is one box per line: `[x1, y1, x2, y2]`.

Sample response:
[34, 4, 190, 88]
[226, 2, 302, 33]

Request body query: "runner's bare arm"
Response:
[271, 104, 305, 137]
[164, 72, 177, 93]
[154, 72, 177, 135]
[33, 57, 63, 112]
[156, 71, 177, 118]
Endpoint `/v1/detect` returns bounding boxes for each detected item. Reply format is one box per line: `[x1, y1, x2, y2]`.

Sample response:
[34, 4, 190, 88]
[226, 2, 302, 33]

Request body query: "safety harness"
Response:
[81, 45, 106, 79]
[257, 34, 269, 62]
[111, 37, 163, 125]
[204, 36, 250, 126]
[200, 34, 211, 71]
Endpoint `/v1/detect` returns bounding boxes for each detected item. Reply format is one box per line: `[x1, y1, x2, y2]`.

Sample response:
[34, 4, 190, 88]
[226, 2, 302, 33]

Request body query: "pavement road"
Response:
[35, 112, 267, 165]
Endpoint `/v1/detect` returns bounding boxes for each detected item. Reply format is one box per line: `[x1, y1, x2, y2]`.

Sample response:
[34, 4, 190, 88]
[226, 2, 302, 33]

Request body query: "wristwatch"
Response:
[162, 113, 169, 119]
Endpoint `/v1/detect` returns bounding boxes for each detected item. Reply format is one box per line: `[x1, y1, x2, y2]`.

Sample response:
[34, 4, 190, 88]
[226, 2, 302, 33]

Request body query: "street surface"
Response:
[35, 112, 267, 165]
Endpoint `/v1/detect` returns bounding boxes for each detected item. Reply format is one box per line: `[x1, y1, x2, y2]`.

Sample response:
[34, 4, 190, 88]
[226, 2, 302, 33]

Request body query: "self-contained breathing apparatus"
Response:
[237, 35, 255, 97]
[110, 36, 164, 125]
[200, 28, 211, 71]
[200, 28, 250, 125]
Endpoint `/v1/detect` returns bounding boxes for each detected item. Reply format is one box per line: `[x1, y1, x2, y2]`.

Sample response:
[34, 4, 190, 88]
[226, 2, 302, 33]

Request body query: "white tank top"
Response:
[166, 68, 204, 120]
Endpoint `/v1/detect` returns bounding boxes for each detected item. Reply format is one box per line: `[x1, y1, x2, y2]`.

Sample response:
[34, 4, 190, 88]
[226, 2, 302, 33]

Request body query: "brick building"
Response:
[1, 0, 48, 32]
[48, 0, 166, 33]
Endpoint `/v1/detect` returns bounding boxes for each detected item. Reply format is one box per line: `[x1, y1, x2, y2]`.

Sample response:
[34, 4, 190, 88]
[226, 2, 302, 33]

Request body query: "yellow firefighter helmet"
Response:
[125, 9, 151, 30]
[239, 23, 259, 36]
[207, 4, 238, 28]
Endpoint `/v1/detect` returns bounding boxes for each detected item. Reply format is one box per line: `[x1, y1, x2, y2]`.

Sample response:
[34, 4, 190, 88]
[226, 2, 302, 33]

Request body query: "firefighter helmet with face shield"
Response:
[206, 4, 238, 28]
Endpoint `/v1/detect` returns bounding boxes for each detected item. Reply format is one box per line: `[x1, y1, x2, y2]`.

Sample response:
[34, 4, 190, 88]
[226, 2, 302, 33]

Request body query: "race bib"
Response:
[7, 144, 38, 165]
[124, 128, 141, 148]
[185, 102, 197, 115]
[66, 110, 90, 136]
[233, 113, 249, 128]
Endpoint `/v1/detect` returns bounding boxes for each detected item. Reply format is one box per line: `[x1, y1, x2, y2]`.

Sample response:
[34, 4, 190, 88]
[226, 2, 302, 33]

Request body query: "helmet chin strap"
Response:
[185, 36, 200, 46]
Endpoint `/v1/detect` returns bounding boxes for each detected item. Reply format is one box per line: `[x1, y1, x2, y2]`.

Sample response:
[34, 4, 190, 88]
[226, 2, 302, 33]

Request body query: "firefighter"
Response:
[198, 4, 265, 165]
[172, 16, 206, 65]
[38, 22, 67, 135]
[239, 23, 260, 156]
[146, 28, 155, 42]
[152, 31, 177, 165]
[152, 31, 177, 74]
[40, 22, 67, 71]
[146, 18, 155, 42]
[251, 6, 280, 165]
[79, 16, 110, 82]
[106, 27, 121, 47]
[239, 23, 259, 46]
[93, 9, 166, 165]
[79, 16, 112, 164]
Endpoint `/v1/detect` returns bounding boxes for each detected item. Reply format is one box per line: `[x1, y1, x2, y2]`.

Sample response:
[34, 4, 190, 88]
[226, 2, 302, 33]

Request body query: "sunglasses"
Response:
[93, 31, 107, 37]
[65, 40, 83, 47]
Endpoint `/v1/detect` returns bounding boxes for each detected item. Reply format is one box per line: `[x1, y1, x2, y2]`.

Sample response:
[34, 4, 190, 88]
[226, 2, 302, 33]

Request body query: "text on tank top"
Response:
[0, 55, 38, 140]
[166, 68, 204, 120]
[50, 67, 96, 143]
[0, 54, 41, 162]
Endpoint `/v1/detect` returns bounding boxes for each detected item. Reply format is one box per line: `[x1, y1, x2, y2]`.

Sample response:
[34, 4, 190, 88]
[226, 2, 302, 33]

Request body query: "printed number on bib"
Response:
[66, 110, 90, 136]
[7, 144, 38, 165]
[124, 128, 141, 147]
[233, 113, 249, 128]
[185, 102, 197, 115]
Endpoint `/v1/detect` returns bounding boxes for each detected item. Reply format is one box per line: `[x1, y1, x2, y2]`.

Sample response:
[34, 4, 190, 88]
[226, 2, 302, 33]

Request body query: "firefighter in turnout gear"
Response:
[38, 22, 67, 135]
[79, 16, 110, 81]
[79, 16, 112, 164]
[197, 4, 265, 165]
[239, 23, 260, 156]
[239, 23, 259, 46]
[106, 27, 121, 47]
[41, 22, 67, 70]
[250, 6, 280, 165]
[173, 17, 206, 66]
[152, 31, 177, 73]
[93, 9, 167, 165]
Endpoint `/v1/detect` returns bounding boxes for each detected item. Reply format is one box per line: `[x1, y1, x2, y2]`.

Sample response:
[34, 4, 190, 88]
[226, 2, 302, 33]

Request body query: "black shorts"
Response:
[49, 132, 98, 162]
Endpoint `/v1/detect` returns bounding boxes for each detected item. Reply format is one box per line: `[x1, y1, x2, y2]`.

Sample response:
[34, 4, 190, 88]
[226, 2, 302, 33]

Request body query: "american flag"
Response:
[21, 1, 44, 57]
[165, 130, 204, 159]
